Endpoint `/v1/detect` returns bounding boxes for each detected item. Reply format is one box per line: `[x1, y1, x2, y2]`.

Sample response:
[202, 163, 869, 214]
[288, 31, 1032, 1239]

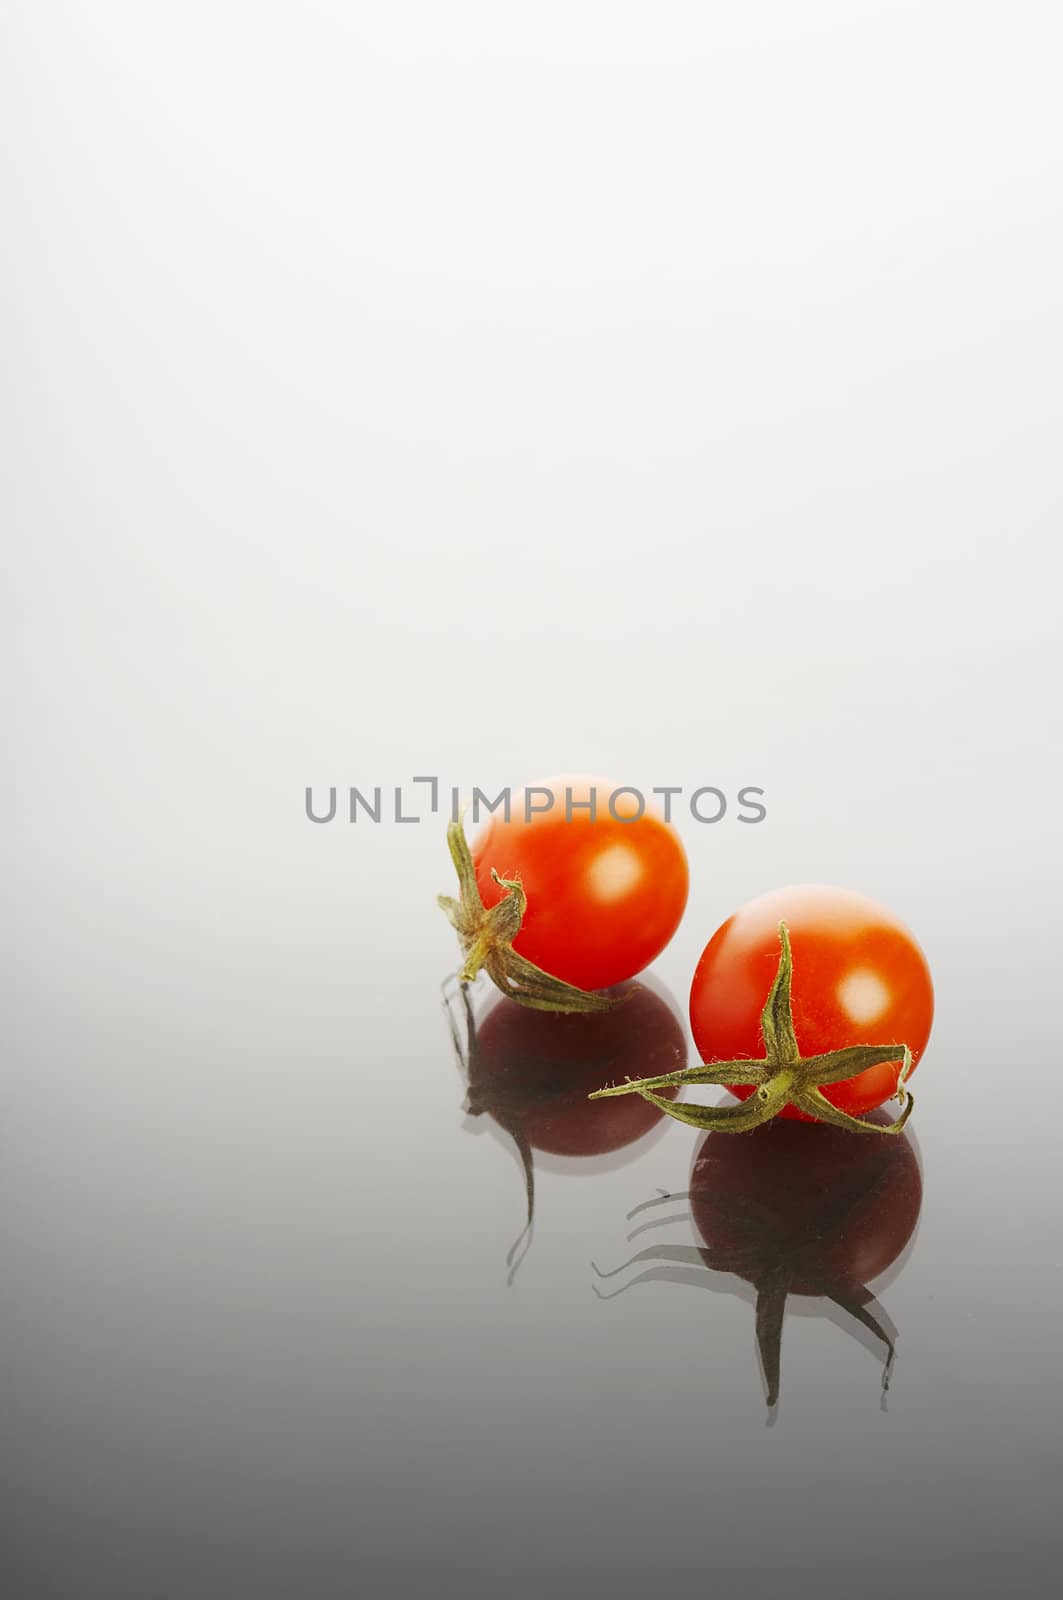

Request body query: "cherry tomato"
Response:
[472, 979, 685, 1156]
[472, 776, 689, 992]
[688, 885, 933, 1121]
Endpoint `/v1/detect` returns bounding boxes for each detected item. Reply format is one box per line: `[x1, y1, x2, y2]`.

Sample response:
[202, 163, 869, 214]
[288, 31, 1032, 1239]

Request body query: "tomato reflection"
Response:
[595, 1108, 922, 1406]
[447, 978, 686, 1279]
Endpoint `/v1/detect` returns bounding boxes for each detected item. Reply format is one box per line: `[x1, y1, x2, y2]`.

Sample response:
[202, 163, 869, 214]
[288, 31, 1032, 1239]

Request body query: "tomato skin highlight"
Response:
[471, 777, 689, 992]
[689, 885, 934, 1121]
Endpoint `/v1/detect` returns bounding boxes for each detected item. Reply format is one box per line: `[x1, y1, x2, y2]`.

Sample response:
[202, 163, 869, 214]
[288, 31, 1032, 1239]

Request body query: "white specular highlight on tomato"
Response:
[587, 843, 645, 903]
[837, 969, 891, 1026]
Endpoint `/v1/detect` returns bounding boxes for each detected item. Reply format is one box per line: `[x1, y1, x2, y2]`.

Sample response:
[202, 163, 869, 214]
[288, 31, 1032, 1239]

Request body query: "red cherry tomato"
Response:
[472, 980, 685, 1157]
[472, 777, 689, 992]
[689, 885, 934, 1121]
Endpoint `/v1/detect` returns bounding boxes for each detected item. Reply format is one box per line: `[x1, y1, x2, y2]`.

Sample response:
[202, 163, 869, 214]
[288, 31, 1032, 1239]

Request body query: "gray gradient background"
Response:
[6, 3, 1063, 1597]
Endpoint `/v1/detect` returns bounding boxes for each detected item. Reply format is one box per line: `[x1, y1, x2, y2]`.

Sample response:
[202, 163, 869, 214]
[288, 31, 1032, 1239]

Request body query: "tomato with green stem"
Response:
[689, 886, 933, 1122]
[440, 776, 688, 1009]
[590, 885, 933, 1134]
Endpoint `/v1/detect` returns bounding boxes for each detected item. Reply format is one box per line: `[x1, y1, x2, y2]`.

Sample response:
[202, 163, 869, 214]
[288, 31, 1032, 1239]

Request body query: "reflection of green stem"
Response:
[593, 1153, 905, 1406]
[755, 1271, 789, 1407]
[755, 1264, 896, 1407]
[503, 1127, 535, 1286]
[445, 978, 537, 1283]
[590, 923, 914, 1134]
[595, 1247, 897, 1407]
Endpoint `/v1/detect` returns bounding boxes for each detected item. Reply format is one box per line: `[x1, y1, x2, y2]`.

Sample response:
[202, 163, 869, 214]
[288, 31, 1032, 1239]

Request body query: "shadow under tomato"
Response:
[445, 976, 687, 1281]
[593, 1106, 923, 1409]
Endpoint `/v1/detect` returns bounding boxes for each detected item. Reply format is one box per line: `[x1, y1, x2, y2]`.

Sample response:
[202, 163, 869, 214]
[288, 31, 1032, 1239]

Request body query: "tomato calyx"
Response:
[438, 817, 614, 1014]
[589, 922, 914, 1133]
